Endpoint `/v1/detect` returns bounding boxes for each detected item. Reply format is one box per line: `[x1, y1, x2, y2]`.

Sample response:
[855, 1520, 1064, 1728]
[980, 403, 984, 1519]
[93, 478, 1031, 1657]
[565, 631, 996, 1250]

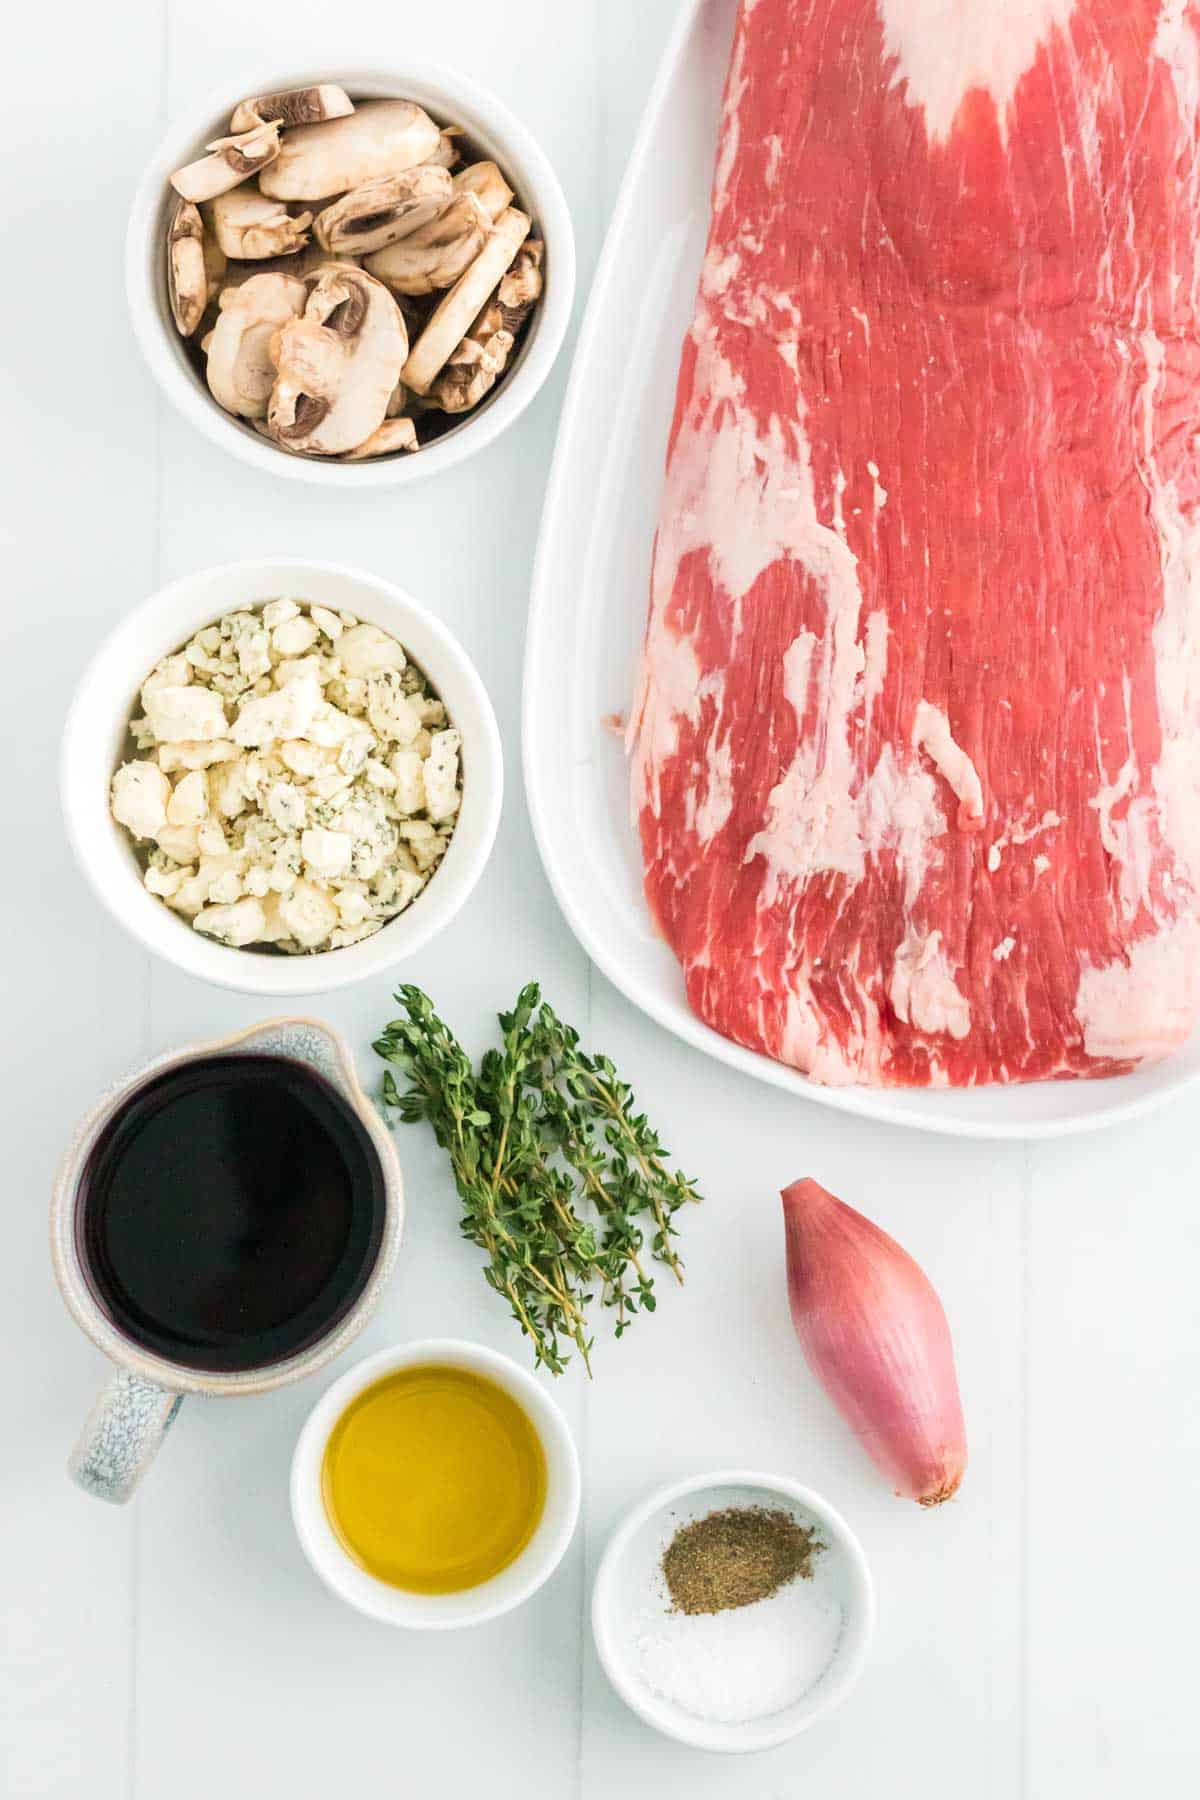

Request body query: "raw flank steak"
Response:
[629, 0, 1200, 1087]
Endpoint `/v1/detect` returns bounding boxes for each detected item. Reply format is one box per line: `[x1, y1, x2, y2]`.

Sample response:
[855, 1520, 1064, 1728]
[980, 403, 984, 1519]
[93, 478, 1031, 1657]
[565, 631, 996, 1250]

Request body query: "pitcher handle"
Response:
[69, 1369, 183, 1504]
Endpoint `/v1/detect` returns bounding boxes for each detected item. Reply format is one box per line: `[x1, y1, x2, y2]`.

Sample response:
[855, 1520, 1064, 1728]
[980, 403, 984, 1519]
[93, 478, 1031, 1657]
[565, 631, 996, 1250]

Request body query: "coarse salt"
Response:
[632, 1573, 844, 1725]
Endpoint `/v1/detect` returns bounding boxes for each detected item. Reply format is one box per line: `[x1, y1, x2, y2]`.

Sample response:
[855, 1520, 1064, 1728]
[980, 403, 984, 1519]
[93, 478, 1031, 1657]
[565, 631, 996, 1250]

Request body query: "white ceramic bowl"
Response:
[290, 1338, 581, 1629]
[127, 63, 575, 486]
[61, 557, 503, 996]
[592, 1470, 875, 1753]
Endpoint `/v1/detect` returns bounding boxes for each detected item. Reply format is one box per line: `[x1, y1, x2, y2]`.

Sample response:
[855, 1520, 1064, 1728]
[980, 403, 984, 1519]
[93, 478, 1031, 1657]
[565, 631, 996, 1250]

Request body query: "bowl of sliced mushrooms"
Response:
[127, 66, 574, 483]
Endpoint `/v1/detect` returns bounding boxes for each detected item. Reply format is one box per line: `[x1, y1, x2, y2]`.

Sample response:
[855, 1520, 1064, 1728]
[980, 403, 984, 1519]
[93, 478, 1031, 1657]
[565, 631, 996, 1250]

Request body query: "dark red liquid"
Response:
[78, 1055, 385, 1374]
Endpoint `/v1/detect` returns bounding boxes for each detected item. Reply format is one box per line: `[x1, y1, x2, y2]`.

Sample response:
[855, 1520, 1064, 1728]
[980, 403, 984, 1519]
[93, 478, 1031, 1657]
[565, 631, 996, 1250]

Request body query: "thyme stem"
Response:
[374, 983, 702, 1374]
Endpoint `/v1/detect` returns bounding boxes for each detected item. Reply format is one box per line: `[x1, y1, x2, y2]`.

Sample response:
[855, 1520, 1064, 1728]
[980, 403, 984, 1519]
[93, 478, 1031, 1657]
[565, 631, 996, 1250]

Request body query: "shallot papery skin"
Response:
[781, 1178, 967, 1505]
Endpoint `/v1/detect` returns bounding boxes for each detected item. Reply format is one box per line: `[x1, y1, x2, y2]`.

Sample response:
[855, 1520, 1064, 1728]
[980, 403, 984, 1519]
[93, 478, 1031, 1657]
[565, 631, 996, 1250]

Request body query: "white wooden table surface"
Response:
[4, 3, 1198, 1795]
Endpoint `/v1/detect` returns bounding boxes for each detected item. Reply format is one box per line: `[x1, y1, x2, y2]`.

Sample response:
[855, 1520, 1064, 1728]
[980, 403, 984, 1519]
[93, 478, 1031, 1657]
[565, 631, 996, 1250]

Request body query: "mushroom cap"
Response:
[258, 100, 441, 201]
[205, 186, 312, 260]
[167, 199, 209, 335]
[401, 206, 532, 395]
[452, 161, 515, 223]
[171, 121, 282, 204]
[230, 84, 354, 133]
[267, 266, 408, 455]
[365, 191, 490, 297]
[422, 129, 463, 171]
[205, 272, 307, 419]
[314, 163, 453, 255]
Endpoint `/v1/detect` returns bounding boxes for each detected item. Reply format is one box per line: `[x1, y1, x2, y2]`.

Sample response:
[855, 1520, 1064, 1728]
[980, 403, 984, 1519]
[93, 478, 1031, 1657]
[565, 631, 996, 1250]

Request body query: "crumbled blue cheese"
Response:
[262, 598, 300, 630]
[301, 826, 353, 879]
[109, 598, 462, 955]
[194, 898, 267, 947]
[143, 685, 227, 743]
[111, 761, 171, 840]
[166, 769, 209, 827]
[424, 730, 462, 823]
[272, 615, 320, 657]
[338, 623, 406, 677]
[311, 606, 342, 640]
[157, 738, 238, 773]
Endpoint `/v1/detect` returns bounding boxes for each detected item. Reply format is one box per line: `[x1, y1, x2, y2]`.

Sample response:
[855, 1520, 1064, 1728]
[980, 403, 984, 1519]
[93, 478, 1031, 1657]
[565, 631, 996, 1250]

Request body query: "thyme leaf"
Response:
[373, 983, 702, 1375]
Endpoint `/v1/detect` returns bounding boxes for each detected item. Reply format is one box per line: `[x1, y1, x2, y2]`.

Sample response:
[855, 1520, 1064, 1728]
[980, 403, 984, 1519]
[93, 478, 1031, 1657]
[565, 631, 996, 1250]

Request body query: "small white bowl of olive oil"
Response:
[290, 1338, 580, 1629]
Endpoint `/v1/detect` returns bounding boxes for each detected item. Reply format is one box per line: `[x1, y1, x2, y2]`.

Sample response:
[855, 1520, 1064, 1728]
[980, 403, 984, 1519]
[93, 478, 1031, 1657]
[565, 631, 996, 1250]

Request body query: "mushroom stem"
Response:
[205, 187, 312, 260]
[340, 415, 419, 459]
[171, 121, 282, 203]
[268, 266, 408, 455]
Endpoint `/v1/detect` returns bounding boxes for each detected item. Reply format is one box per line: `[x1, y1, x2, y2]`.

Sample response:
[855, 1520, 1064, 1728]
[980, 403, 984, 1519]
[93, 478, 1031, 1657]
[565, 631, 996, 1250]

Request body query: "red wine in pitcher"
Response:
[77, 1056, 386, 1374]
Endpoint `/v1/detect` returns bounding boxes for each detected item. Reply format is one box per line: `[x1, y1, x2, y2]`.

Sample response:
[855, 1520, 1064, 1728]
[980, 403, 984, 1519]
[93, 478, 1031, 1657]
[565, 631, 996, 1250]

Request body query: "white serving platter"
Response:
[522, 0, 1200, 1140]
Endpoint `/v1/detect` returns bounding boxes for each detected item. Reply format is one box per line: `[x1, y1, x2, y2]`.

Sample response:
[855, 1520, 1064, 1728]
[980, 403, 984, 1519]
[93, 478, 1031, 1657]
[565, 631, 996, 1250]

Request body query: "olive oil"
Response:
[321, 1365, 547, 1593]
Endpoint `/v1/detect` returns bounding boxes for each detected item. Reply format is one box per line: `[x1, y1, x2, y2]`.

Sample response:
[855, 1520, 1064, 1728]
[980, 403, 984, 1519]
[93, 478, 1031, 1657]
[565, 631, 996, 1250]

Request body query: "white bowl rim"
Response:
[289, 1336, 582, 1630]
[60, 555, 503, 996]
[591, 1467, 877, 1754]
[126, 59, 576, 487]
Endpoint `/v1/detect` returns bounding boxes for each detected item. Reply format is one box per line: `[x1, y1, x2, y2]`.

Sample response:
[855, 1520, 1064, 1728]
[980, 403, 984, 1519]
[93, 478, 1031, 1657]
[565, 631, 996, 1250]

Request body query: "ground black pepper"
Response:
[661, 1506, 822, 1616]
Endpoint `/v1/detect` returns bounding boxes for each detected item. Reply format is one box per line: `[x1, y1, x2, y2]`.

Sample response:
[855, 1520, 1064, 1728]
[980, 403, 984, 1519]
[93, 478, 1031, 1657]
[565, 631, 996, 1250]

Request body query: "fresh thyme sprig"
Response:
[373, 983, 702, 1375]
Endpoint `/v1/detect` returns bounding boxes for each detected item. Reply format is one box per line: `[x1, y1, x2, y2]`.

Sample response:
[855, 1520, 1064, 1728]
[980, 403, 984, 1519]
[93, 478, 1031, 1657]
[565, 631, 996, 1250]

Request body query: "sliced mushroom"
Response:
[443, 239, 543, 342]
[425, 239, 544, 410]
[258, 100, 441, 202]
[401, 206, 531, 394]
[493, 237, 545, 328]
[171, 121, 282, 204]
[205, 186, 312, 259]
[314, 164, 453, 255]
[428, 328, 515, 413]
[218, 245, 360, 293]
[268, 266, 407, 454]
[340, 416, 419, 459]
[203, 230, 228, 292]
[365, 192, 489, 297]
[229, 84, 354, 133]
[250, 417, 302, 454]
[205, 273, 307, 419]
[167, 199, 209, 335]
[422, 129, 463, 171]
[452, 161, 514, 223]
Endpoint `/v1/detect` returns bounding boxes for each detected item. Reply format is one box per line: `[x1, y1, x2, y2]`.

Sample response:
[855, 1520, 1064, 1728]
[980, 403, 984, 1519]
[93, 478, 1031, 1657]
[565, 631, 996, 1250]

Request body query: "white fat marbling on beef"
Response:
[631, 0, 1200, 1087]
[878, 0, 1078, 143]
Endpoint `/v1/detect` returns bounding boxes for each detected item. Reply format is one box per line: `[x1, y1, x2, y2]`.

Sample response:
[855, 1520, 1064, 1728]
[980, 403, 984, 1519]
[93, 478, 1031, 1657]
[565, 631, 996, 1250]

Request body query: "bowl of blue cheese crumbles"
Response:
[62, 559, 503, 995]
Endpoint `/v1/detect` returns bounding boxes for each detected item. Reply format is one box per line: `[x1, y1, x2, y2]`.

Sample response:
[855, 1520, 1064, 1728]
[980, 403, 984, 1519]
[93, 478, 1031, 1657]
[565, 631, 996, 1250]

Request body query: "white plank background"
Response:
[3, 4, 1198, 1796]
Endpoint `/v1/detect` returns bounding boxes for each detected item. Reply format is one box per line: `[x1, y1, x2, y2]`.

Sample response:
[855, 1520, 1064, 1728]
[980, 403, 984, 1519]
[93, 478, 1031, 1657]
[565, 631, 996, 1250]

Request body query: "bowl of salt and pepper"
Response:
[592, 1470, 875, 1752]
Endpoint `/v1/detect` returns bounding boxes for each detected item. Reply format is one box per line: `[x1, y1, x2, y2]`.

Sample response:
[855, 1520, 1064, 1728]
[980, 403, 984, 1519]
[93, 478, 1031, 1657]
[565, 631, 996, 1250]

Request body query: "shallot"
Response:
[781, 1178, 967, 1505]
